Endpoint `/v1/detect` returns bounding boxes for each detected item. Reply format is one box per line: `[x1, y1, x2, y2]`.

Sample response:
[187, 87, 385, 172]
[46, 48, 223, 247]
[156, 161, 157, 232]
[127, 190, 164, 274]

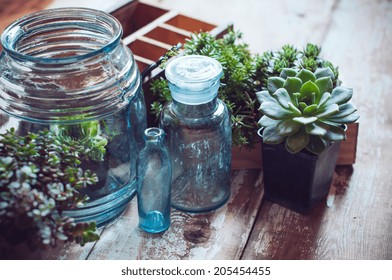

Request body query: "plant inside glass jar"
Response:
[51, 117, 113, 191]
[0, 128, 100, 258]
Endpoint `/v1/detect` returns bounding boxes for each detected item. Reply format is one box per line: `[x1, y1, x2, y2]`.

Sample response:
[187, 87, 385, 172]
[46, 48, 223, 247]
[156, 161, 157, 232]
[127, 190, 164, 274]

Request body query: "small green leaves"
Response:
[255, 47, 358, 155]
[0, 128, 100, 249]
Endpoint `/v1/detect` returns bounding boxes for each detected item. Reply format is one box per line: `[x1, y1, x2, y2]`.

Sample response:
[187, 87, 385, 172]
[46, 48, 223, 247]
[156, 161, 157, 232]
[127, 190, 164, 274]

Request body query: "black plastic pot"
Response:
[262, 141, 340, 214]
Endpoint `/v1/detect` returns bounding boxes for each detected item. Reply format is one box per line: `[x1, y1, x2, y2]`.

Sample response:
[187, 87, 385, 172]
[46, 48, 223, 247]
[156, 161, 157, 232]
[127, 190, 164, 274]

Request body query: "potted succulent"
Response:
[0, 128, 100, 259]
[257, 66, 359, 214]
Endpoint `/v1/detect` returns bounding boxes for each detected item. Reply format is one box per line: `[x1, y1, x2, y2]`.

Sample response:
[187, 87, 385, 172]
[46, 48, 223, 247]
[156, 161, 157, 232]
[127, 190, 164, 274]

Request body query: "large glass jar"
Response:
[160, 55, 232, 212]
[0, 8, 147, 226]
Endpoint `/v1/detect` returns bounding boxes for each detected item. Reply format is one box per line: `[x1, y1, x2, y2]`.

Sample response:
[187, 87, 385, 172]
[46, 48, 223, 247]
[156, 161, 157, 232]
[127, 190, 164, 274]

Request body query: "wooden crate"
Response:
[109, 0, 358, 168]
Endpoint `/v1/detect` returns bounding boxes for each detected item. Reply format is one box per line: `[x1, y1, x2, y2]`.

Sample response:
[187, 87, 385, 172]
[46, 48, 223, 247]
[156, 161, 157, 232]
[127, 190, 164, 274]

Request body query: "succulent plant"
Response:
[257, 67, 359, 154]
[0, 128, 100, 255]
[150, 30, 264, 148]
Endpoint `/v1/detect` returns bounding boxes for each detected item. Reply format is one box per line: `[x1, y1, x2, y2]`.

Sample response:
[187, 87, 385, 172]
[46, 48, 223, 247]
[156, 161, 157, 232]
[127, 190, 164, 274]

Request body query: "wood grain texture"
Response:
[43, 170, 263, 260]
[0, 0, 53, 33]
[2, 0, 390, 260]
[242, 0, 392, 260]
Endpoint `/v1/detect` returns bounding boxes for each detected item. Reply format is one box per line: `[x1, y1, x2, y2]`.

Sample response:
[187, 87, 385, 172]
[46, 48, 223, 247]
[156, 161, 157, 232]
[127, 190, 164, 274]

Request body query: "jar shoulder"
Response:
[160, 99, 230, 128]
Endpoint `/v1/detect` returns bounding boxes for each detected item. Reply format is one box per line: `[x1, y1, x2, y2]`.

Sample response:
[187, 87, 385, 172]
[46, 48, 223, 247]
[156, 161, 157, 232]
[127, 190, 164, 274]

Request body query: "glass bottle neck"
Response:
[172, 97, 218, 118]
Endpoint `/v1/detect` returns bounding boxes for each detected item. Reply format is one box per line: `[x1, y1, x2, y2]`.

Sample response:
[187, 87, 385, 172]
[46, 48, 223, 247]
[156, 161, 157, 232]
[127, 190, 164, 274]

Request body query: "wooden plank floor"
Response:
[2, 0, 391, 260]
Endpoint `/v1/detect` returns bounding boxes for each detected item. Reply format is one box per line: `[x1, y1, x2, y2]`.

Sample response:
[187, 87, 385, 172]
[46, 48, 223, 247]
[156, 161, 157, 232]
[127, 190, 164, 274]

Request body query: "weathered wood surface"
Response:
[242, 0, 392, 260]
[2, 0, 391, 260]
[43, 170, 263, 260]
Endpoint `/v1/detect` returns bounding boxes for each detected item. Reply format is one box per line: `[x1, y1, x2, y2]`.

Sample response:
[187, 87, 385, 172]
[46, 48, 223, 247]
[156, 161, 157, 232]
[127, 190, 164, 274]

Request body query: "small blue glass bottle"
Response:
[160, 55, 232, 212]
[137, 127, 171, 233]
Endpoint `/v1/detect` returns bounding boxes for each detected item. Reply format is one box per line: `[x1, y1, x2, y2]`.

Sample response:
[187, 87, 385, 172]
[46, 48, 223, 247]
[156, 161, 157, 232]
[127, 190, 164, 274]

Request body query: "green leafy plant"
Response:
[258, 43, 341, 90]
[52, 119, 108, 162]
[0, 128, 100, 255]
[257, 67, 359, 154]
[150, 30, 264, 148]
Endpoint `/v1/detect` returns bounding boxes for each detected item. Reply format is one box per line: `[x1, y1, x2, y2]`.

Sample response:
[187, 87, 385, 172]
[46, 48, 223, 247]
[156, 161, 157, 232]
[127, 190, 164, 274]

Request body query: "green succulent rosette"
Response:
[257, 67, 359, 155]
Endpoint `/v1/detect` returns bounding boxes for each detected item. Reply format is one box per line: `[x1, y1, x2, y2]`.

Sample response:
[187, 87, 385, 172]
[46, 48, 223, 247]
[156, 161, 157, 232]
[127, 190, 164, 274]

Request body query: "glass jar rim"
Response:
[0, 7, 123, 64]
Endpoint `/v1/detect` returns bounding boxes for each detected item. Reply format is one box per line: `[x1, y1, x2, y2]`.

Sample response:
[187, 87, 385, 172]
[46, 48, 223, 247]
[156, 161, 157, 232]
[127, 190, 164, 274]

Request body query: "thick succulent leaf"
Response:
[273, 88, 291, 109]
[327, 86, 353, 105]
[293, 116, 318, 125]
[276, 120, 301, 136]
[326, 111, 360, 124]
[319, 119, 343, 127]
[283, 77, 302, 95]
[317, 92, 331, 109]
[315, 77, 333, 100]
[280, 68, 298, 79]
[332, 102, 357, 118]
[256, 90, 276, 104]
[305, 122, 329, 136]
[303, 104, 318, 115]
[292, 92, 301, 107]
[298, 102, 307, 112]
[322, 125, 346, 141]
[316, 103, 339, 118]
[306, 135, 328, 155]
[315, 67, 335, 80]
[300, 80, 320, 100]
[260, 101, 295, 120]
[286, 129, 310, 154]
[267, 77, 285, 94]
[287, 102, 302, 116]
[258, 115, 280, 127]
[296, 69, 316, 83]
[262, 126, 286, 144]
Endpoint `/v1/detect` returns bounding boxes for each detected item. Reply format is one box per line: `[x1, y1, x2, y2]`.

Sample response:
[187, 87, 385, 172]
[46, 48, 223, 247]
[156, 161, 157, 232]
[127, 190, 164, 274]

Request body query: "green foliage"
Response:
[149, 29, 345, 150]
[52, 119, 108, 162]
[257, 68, 359, 154]
[260, 43, 341, 88]
[150, 30, 263, 148]
[0, 128, 100, 253]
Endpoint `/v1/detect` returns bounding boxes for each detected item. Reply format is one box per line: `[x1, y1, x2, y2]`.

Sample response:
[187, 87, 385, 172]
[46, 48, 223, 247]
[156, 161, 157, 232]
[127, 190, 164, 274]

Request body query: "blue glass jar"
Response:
[137, 127, 171, 233]
[160, 55, 232, 212]
[0, 8, 147, 226]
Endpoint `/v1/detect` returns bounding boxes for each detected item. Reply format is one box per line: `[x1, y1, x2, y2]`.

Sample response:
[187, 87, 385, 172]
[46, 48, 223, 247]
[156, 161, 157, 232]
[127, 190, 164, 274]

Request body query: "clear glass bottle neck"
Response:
[143, 127, 166, 147]
[172, 97, 218, 118]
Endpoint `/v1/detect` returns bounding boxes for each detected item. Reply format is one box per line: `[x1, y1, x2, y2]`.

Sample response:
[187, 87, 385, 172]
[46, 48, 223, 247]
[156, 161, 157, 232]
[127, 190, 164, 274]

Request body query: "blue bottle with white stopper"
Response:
[160, 55, 232, 212]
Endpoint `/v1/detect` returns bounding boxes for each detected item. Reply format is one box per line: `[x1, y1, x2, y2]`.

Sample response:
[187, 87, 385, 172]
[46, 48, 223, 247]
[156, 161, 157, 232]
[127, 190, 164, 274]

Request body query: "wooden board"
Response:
[2, 0, 389, 260]
[43, 169, 264, 260]
[242, 0, 392, 260]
